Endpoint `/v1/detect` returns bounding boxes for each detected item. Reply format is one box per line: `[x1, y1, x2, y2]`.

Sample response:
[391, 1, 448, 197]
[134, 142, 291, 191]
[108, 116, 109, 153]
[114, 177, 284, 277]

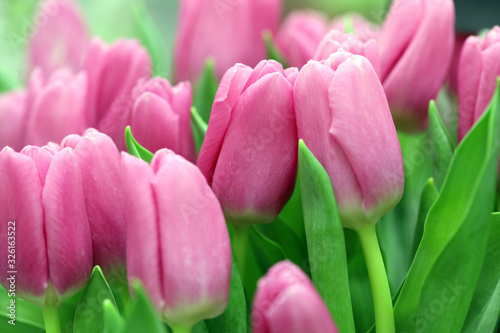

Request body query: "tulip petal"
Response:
[43, 148, 92, 301]
[121, 152, 163, 309]
[0, 147, 47, 303]
[211, 72, 297, 221]
[474, 43, 500, 124]
[151, 151, 231, 326]
[0, 91, 26, 151]
[197, 64, 252, 183]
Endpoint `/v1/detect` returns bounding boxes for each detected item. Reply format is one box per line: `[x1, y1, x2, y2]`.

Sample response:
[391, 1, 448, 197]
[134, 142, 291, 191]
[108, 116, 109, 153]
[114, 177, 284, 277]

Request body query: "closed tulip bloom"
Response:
[458, 26, 500, 141]
[60, 129, 126, 275]
[121, 149, 231, 328]
[129, 78, 195, 161]
[0, 145, 92, 305]
[24, 68, 88, 147]
[294, 51, 404, 229]
[175, 0, 282, 81]
[85, 38, 151, 149]
[28, 0, 88, 77]
[252, 261, 338, 333]
[313, 29, 380, 76]
[378, 0, 455, 132]
[275, 11, 330, 68]
[0, 90, 26, 151]
[197, 60, 298, 226]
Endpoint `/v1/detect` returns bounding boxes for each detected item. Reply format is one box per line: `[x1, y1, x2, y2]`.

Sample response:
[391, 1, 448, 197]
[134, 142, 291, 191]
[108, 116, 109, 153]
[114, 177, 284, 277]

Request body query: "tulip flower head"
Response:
[294, 50, 404, 229]
[121, 149, 231, 328]
[252, 261, 338, 333]
[458, 26, 500, 141]
[0, 90, 26, 151]
[197, 60, 299, 226]
[0, 145, 92, 306]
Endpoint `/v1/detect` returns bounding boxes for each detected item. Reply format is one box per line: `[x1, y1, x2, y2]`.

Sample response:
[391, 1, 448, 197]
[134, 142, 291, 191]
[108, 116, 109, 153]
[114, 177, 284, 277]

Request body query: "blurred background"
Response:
[0, 0, 498, 91]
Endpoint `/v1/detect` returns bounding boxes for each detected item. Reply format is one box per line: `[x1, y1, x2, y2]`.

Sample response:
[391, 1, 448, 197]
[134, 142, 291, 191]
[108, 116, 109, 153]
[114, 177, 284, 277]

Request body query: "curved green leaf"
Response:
[125, 280, 166, 333]
[191, 106, 208, 154]
[193, 59, 218, 124]
[124, 126, 154, 163]
[103, 299, 125, 333]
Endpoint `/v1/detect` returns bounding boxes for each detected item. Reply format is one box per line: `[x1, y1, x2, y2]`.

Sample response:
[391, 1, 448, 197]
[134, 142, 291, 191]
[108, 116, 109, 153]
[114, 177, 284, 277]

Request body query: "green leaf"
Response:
[277, 175, 307, 248]
[298, 139, 355, 333]
[74, 266, 117, 333]
[193, 58, 218, 124]
[103, 299, 125, 333]
[191, 320, 209, 333]
[205, 255, 247, 333]
[124, 126, 154, 163]
[0, 285, 44, 332]
[428, 100, 455, 190]
[262, 30, 287, 68]
[394, 79, 500, 332]
[191, 106, 208, 154]
[462, 213, 500, 333]
[410, 178, 439, 261]
[131, 2, 169, 78]
[124, 280, 166, 333]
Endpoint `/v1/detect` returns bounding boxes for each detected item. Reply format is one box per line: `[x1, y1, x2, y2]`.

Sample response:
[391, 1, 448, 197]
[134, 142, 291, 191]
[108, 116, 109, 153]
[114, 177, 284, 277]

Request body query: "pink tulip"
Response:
[28, 0, 88, 77]
[0, 145, 92, 305]
[294, 50, 404, 229]
[313, 29, 380, 76]
[378, 0, 455, 132]
[275, 10, 330, 68]
[197, 60, 298, 226]
[0, 90, 26, 151]
[330, 13, 380, 42]
[84, 38, 151, 149]
[24, 68, 88, 147]
[60, 129, 126, 275]
[252, 261, 338, 333]
[448, 34, 469, 94]
[458, 26, 500, 141]
[129, 77, 195, 161]
[174, 0, 282, 81]
[121, 149, 231, 327]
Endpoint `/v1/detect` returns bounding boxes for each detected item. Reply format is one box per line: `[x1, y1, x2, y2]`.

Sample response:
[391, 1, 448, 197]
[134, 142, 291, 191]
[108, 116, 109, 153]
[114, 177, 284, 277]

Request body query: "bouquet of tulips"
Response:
[1, 0, 499, 332]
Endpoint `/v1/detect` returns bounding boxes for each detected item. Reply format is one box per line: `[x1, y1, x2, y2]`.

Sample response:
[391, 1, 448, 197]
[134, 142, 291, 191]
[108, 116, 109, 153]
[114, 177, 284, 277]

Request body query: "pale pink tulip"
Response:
[0, 91, 26, 151]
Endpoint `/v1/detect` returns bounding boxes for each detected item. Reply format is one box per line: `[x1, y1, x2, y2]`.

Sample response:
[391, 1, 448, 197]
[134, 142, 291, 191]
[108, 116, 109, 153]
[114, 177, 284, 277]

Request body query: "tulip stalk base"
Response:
[232, 225, 251, 283]
[356, 224, 395, 333]
[41, 305, 61, 333]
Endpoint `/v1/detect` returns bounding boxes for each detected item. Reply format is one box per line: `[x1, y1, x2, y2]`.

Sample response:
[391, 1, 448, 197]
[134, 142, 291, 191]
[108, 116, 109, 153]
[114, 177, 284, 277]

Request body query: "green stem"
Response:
[356, 224, 395, 333]
[170, 325, 192, 333]
[41, 305, 61, 333]
[232, 225, 251, 283]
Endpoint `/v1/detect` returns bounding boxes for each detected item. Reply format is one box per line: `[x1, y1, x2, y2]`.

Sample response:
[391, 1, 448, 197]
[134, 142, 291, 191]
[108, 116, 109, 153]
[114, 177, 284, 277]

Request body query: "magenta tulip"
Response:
[275, 10, 330, 68]
[0, 90, 26, 151]
[28, 0, 88, 77]
[121, 149, 231, 328]
[458, 26, 500, 141]
[0, 145, 92, 305]
[197, 60, 298, 226]
[174, 0, 282, 81]
[24, 68, 88, 147]
[313, 29, 380, 76]
[252, 261, 338, 333]
[84, 38, 151, 149]
[129, 77, 195, 161]
[294, 51, 404, 229]
[60, 129, 126, 276]
[378, 0, 455, 132]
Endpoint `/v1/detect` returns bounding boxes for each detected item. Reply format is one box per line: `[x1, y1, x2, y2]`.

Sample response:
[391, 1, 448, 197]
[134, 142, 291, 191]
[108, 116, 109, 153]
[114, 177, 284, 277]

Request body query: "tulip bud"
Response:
[448, 34, 469, 95]
[60, 129, 126, 276]
[84, 38, 151, 149]
[24, 68, 88, 147]
[0, 145, 92, 306]
[129, 77, 195, 161]
[378, 0, 455, 132]
[458, 26, 500, 141]
[121, 149, 231, 328]
[275, 11, 330, 68]
[252, 261, 338, 333]
[294, 51, 404, 229]
[0, 90, 26, 151]
[28, 0, 88, 77]
[174, 0, 282, 81]
[313, 29, 380, 76]
[197, 60, 298, 226]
